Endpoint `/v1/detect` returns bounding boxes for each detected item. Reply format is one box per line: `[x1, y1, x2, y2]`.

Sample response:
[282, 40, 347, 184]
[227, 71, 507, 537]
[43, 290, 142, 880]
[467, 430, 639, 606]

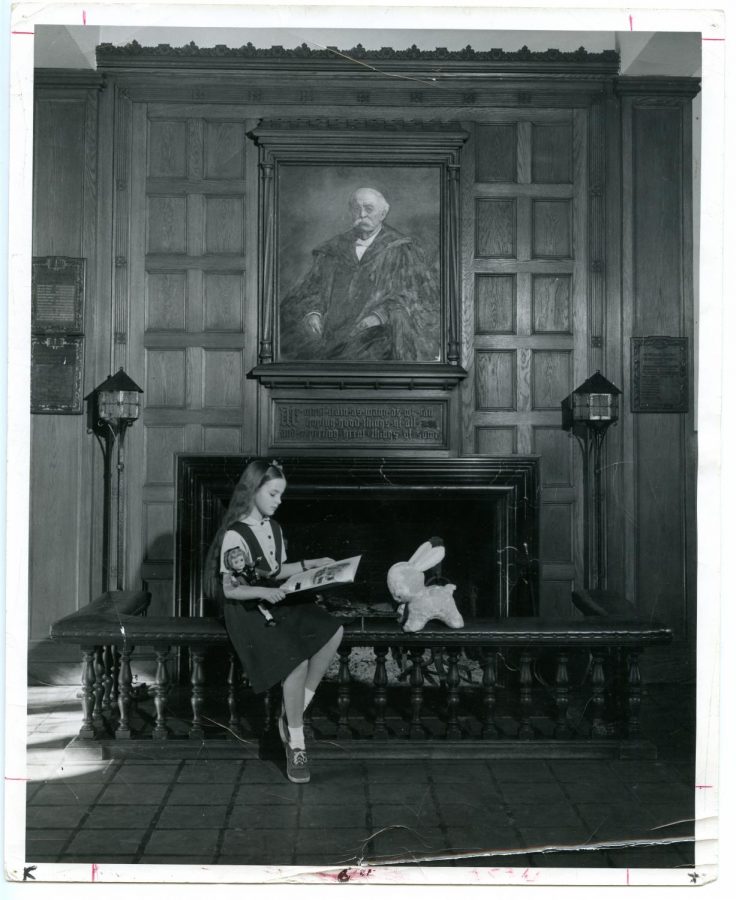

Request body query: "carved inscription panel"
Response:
[272, 400, 447, 448]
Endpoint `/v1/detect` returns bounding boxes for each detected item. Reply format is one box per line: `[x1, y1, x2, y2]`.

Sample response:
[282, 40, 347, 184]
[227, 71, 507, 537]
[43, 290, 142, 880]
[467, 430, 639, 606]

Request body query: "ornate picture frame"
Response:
[248, 119, 469, 389]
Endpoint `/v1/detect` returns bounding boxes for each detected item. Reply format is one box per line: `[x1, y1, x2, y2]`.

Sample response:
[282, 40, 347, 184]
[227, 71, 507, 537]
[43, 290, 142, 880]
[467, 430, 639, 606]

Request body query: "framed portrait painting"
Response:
[248, 120, 468, 389]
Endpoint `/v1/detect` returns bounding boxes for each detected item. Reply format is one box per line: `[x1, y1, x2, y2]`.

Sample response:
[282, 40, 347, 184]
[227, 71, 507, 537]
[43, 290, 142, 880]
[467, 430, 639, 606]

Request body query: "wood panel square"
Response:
[146, 271, 187, 331]
[147, 196, 187, 254]
[203, 426, 242, 452]
[475, 350, 516, 410]
[532, 350, 572, 410]
[203, 350, 243, 408]
[145, 349, 187, 408]
[204, 196, 244, 255]
[204, 121, 245, 180]
[475, 199, 516, 258]
[148, 119, 188, 178]
[532, 200, 572, 259]
[475, 274, 516, 334]
[144, 502, 175, 562]
[532, 123, 573, 184]
[532, 274, 572, 334]
[475, 426, 517, 455]
[204, 271, 244, 331]
[540, 504, 573, 563]
[145, 426, 185, 484]
[476, 124, 517, 183]
[533, 426, 573, 487]
[537, 580, 576, 618]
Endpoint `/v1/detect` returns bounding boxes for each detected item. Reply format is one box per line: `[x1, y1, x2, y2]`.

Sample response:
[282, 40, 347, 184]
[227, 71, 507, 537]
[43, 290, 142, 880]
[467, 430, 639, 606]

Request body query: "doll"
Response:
[223, 546, 276, 626]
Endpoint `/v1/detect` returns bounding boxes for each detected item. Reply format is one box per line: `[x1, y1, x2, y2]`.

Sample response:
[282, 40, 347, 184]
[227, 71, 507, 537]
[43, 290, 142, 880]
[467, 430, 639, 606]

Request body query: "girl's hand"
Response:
[307, 557, 335, 569]
[260, 588, 286, 605]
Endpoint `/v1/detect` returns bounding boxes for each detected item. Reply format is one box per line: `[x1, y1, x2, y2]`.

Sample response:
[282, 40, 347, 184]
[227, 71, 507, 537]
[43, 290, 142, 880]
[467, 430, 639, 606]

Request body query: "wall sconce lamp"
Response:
[86, 368, 143, 591]
[561, 371, 621, 592]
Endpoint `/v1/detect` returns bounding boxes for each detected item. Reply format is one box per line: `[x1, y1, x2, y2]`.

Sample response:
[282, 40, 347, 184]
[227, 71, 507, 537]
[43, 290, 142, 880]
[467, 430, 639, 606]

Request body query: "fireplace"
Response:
[176, 456, 539, 621]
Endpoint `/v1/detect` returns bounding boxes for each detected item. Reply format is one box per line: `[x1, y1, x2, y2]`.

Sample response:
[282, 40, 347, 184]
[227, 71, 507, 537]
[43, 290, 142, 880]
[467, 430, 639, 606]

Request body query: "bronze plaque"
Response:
[272, 400, 447, 448]
[631, 337, 689, 413]
[32, 256, 85, 332]
[31, 336, 85, 414]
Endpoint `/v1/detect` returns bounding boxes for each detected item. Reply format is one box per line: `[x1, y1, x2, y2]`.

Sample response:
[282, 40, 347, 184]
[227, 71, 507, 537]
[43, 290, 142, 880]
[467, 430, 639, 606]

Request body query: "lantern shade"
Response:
[562, 371, 620, 431]
[86, 368, 143, 426]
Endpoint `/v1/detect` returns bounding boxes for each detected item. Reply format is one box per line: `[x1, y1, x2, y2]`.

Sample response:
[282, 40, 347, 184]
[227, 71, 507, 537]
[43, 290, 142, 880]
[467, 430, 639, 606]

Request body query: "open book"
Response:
[281, 555, 362, 596]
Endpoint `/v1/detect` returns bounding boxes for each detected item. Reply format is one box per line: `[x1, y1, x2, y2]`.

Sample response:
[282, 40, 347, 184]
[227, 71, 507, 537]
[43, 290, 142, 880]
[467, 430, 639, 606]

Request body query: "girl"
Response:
[205, 458, 343, 784]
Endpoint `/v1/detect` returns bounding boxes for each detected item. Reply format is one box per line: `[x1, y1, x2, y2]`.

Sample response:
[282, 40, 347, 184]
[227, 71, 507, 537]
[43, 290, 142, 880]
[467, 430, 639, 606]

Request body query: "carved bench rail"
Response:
[50, 601, 672, 757]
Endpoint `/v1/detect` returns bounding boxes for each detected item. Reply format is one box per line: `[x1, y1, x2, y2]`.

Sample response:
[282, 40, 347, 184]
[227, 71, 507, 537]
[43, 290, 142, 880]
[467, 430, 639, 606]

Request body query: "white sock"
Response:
[288, 726, 305, 749]
[303, 688, 315, 711]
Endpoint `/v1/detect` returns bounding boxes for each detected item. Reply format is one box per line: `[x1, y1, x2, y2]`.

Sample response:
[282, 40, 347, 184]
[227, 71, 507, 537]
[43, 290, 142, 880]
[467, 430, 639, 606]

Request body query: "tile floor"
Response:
[23, 684, 696, 870]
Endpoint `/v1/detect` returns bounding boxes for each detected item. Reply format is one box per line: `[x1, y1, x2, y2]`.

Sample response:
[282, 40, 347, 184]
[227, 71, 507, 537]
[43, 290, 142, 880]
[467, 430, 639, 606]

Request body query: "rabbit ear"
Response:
[409, 542, 445, 572]
[408, 542, 433, 565]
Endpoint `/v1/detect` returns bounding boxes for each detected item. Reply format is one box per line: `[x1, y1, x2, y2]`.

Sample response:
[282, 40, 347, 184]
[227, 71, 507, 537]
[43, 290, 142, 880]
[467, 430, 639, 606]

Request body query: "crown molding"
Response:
[96, 41, 620, 77]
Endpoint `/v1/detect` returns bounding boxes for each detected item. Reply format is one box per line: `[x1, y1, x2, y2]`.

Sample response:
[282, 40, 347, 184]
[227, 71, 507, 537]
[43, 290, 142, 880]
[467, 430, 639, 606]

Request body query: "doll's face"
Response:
[228, 549, 247, 573]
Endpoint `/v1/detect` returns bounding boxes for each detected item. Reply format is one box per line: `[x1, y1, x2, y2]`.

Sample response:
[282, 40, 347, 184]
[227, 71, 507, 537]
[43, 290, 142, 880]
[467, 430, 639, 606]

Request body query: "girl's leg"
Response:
[304, 626, 344, 693]
[282, 659, 308, 727]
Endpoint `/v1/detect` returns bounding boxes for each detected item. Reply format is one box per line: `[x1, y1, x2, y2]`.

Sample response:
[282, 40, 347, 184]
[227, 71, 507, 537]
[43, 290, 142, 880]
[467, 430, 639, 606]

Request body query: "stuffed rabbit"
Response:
[387, 541, 464, 633]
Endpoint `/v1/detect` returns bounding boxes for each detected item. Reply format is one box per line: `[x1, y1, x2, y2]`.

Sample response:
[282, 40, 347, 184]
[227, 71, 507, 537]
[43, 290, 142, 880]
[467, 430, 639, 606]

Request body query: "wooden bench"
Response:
[50, 598, 672, 758]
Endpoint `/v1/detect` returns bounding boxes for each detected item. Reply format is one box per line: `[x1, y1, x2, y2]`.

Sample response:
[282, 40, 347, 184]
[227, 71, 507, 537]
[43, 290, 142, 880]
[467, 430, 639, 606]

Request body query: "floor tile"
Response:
[431, 781, 503, 806]
[219, 827, 298, 862]
[176, 760, 244, 783]
[487, 759, 555, 783]
[165, 782, 237, 805]
[142, 828, 221, 855]
[498, 780, 568, 804]
[93, 781, 169, 806]
[25, 805, 88, 830]
[50, 763, 116, 783]
[83, 804, 159, 829]
[300, 804, 368, 829]
[228, 804, 299, 829]
[111, 763, 180, 784]
[362, 762, 431, 783]
[369, 825, 449, 859]
[138, 854, 217, 865]
[66, 828, 147, 856]
[233, 782, 301, 805]
[433, 800, 512, 827]
[157, 804, 231, 829]
[366, 781, 437, 808]
[558, 779, 636, 802]
[28, 783, 105, 806]
[370, 802, 443, 830]
[54, 854, 139, 864]
[24, 831, 75, 858]
[426, 762, 492, 783]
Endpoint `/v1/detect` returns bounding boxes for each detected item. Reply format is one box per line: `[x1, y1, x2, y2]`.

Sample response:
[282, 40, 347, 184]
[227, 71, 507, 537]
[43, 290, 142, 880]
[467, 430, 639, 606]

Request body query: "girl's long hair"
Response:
[203, 458, 285, 606]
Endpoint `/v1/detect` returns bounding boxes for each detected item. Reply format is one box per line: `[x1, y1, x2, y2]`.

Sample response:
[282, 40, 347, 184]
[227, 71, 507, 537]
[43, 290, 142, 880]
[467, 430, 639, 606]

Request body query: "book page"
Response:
[282, 555, 362, 595]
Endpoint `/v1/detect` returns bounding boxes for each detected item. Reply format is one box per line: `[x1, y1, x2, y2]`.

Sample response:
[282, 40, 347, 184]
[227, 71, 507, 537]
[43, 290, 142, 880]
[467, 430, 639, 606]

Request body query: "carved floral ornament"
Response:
[95, 40, 621, 76]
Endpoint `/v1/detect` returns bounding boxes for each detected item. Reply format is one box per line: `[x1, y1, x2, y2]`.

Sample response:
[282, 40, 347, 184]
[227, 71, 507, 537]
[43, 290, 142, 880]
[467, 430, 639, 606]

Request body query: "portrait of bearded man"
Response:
[279, 187, 441, 362]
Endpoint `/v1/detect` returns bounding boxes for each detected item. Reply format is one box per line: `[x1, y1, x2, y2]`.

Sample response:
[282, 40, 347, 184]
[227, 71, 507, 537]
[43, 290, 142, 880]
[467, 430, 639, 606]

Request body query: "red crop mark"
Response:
[626, 868, 630, 885]
[11, 31, 34, 35]
[83, 11, 87, 25]
[702, 38, 725, 41]
[91, 863, 98, 882]
[5, 776, 29, 781]
[695, 784, 714, 789]
[629, 15, 633, 31]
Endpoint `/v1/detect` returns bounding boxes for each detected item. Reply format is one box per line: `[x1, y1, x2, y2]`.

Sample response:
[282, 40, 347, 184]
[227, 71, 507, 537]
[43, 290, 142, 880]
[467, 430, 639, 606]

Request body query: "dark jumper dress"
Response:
[222, 520, 341, 694]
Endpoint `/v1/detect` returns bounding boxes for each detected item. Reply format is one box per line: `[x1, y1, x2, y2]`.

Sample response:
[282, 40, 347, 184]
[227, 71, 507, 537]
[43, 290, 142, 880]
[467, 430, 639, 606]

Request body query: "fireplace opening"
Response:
[176, 455, 539, 621]
[282, 488, 507, 618]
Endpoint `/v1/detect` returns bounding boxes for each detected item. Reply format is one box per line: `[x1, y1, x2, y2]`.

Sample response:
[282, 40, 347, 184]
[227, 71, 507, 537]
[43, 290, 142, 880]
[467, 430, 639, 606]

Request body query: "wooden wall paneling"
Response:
[29, 80, 101, 656]
[569, 106, 590, 599]
[458, 121, 479, 457]
[632, 100, 688, 635]
[127, 100, 152, 595]
[244, 116, 261, 455]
